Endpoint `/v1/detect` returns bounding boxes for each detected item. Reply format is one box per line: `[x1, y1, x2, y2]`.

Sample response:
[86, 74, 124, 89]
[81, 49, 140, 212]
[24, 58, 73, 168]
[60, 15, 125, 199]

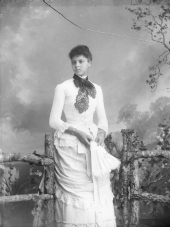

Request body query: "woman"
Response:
[49, 45, 120, 227]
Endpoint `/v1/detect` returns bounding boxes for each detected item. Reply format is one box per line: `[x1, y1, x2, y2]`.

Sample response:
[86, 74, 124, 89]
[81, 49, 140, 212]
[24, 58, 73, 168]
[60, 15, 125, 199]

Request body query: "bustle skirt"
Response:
[53, 144, 118, 227]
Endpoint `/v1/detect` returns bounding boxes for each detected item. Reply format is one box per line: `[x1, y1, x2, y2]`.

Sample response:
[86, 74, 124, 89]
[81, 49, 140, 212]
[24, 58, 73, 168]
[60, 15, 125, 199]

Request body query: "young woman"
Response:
[49, 45, 120, 227]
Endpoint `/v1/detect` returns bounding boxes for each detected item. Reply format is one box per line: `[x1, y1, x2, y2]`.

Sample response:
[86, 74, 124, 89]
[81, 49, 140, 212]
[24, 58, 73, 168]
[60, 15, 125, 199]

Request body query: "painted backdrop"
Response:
[1, 0, 170, 154]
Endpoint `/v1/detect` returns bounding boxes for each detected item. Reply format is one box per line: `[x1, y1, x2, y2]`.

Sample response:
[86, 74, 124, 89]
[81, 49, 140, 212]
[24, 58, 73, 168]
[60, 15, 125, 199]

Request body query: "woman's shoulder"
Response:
[55, 78, 74, 90]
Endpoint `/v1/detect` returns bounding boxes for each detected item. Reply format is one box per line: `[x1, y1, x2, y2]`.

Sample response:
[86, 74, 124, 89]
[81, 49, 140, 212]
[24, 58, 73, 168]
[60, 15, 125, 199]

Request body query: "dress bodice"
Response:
[49, 78, 108, 139]
[62, 79, 97, 126]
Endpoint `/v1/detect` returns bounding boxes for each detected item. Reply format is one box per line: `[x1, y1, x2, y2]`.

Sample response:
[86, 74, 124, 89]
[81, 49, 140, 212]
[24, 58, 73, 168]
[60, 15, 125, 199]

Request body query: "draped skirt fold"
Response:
[54, 144, 117, 227]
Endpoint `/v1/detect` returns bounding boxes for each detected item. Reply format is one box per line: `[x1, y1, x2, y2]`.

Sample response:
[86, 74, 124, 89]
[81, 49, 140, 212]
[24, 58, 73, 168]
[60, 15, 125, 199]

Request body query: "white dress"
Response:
[49, 78, 118, 227]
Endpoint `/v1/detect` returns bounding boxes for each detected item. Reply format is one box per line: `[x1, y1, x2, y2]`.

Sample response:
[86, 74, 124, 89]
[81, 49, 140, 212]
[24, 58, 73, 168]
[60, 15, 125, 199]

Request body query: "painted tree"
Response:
[127, 0, 170, 90]
[118, 97, 170, 144]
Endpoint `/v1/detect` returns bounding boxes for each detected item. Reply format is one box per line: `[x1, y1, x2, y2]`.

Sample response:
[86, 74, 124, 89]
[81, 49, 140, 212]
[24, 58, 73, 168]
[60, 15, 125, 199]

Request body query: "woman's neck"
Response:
[77, 74, 88, 79]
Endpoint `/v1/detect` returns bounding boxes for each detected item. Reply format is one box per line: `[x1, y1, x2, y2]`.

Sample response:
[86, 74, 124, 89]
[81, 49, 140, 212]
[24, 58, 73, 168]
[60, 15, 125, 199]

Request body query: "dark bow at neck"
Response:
[73, 74, 95, 91]
[73, 74, 96, 113]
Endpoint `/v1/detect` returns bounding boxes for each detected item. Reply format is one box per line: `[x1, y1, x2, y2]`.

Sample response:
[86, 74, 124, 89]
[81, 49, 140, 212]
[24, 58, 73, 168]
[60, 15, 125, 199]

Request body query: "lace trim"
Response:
[54, 138, 78, 147]
[54, 132, 78, 147]
[55, 187, 94, 210]
[55, 220, 97, 227]
[75, 87, 89, 114]
[55, 219, 115, 227]
[54, 122, 78, 147]
[55, 187, 113, 210]
[73, 76, 96, 114]
[56, 122, 69, 138]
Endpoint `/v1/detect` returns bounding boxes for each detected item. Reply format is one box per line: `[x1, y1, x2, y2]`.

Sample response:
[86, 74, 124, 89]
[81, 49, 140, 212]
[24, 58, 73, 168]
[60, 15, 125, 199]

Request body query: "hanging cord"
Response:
[42, 0, 157, 44]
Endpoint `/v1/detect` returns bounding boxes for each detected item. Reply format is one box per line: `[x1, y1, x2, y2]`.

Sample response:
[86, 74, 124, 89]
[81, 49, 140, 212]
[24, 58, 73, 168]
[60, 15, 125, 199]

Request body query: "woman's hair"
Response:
[68, 45, 92, 61]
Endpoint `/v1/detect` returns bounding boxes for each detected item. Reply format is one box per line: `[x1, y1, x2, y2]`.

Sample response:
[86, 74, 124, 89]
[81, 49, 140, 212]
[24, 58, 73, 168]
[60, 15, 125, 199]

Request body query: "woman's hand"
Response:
[95, 129, 106, 146]
[95, 133, 105, 146]
[65, 127, 93, 148]
[77, 131, 93, 148]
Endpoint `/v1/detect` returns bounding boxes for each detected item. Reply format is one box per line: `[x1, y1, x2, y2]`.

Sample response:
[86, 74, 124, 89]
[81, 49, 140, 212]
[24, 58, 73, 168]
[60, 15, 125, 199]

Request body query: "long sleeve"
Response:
[49, 84, 69, 135]
[96, 86, 108, 134]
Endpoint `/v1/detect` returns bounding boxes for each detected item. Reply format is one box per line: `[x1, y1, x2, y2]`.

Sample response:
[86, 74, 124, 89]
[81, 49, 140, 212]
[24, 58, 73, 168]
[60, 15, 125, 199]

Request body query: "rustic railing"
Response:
[1, 131, 170, 227]
[0, 134, 55, 226]
[105, 129, 170, 227]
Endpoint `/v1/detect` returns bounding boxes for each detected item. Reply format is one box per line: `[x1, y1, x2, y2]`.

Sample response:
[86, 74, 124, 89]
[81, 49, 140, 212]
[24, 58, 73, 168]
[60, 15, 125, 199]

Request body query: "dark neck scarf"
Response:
[73, 74, 96, 113]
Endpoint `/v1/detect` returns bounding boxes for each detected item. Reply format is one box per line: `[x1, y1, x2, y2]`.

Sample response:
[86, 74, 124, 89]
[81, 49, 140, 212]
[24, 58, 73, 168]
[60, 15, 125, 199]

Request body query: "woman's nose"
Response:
[75, 62, 80, 67]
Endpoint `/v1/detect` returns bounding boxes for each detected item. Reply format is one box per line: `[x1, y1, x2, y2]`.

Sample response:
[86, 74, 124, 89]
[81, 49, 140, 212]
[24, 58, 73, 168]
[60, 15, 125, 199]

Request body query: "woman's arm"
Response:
[65, 127, 93, 148]
[49, 85, 68, 131]
[95, 86, 108, 146]
[49, 84, 93, 147]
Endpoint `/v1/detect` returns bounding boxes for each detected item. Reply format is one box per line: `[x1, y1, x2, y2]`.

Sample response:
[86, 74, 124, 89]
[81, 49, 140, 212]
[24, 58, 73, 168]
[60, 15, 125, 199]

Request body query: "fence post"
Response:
[121, 129, 140, 227]
[44, 133, 55, 226]
[128, 131, 140, 226]
[121, 130, 131, 227]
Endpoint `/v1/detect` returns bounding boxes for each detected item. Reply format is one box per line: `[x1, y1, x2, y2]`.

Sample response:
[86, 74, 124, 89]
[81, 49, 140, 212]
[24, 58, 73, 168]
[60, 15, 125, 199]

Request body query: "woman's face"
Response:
[71, 55, 91, 77]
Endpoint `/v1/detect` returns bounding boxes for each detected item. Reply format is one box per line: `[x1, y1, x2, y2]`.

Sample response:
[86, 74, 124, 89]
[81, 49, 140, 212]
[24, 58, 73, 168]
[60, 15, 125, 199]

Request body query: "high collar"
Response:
[73, 74, 95, 91]
[76, 74, 88, 80]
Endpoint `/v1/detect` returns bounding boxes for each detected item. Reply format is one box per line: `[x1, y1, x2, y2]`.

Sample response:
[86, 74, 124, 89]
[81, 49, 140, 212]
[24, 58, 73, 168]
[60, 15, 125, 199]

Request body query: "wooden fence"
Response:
[0, 134, 55, 226]
[105, 129, 170, 227]
[0, 130, 170, 227]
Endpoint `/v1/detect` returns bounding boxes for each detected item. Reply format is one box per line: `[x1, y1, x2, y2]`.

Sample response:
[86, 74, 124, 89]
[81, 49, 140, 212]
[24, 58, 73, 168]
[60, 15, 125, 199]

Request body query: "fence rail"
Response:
[0, 153, 54, 166]
[0, 134, 55, 226]
[1, 131, 170, 227]
[0, 194, 53, 204]
[131, 192, 170, 204]
[136, 149, 170, 158]
[109, 129, 170, 227]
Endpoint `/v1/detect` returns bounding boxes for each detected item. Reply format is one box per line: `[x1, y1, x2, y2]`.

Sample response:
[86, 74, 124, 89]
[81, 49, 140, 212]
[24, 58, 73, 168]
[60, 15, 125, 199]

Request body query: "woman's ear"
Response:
[88, 59, 92, 67]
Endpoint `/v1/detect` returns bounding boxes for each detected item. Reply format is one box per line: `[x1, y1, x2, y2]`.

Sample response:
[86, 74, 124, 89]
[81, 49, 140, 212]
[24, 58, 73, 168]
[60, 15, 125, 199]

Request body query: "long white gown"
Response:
[49, 78, 119, 227]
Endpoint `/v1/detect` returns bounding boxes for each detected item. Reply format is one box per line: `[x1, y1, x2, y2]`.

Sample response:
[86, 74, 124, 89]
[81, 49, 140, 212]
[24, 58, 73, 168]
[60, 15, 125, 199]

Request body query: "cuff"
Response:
[97, 128, 106, 137]
[56, 122, 69, 138]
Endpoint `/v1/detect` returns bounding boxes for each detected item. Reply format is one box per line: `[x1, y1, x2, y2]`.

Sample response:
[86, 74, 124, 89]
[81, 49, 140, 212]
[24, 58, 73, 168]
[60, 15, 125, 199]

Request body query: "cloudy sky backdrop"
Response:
[0, 0, 170, 154]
